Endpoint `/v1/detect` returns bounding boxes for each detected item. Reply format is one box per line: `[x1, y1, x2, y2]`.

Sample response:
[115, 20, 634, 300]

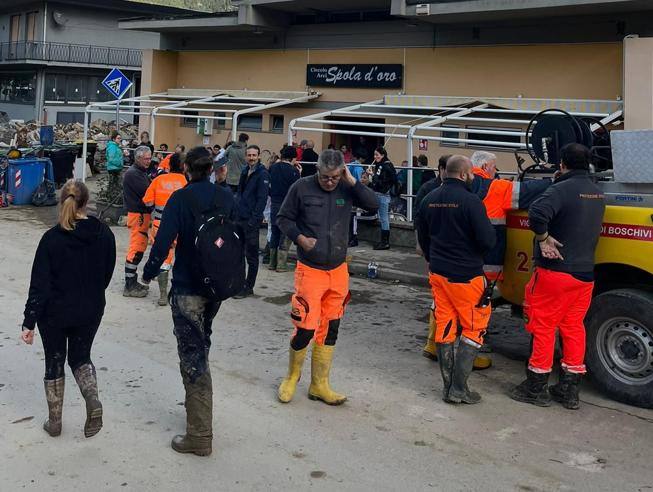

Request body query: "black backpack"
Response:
[187, 189, 246, 301]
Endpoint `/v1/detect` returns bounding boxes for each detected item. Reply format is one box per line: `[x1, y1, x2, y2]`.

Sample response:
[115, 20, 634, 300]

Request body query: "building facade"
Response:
[0, 0, 192, 124]
[121, 0, 653, 168]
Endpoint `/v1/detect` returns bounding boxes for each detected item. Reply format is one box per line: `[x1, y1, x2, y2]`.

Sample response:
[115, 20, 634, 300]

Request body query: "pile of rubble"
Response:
[0, 117, 139, 147]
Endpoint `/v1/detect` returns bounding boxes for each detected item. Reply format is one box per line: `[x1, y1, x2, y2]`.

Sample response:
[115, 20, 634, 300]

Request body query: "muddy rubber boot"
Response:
[278, 346, 309, 403]
[172, 369, 213, 456]
[447, 341, 482, 404]
[550, 370, 581, 410]
[262, 242, 271, 265]
[157, 271, 169, 306]
[73, 364, 103, 438]
[436, 343, 454, 401]
[123, 275, 149, 298]
[510, 369, 552, 407]
[276, 248, 290, 273]
[43, 377, 65, 437]
[268, 249, 278, 271]
[422, 311, 438, 361]
[308, 344, 347, 405]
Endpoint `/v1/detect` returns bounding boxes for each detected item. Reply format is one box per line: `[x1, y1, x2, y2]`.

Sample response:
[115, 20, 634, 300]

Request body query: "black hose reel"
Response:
[521, 109, 612, 179]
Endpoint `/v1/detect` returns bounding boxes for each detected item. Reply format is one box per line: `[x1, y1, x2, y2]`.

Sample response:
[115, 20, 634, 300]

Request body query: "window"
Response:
[56, 112, 84, 125]
[181, 111, 199, 127]
[466, 126, 522, 150]
[66, 76, 86, 102]
[439, 125, 461, 148]
[87, 76, 111, 102]
[270, 114, 284, 133]
[238, 114, 262, 131]
[26, 12, 37, 42]
[45, 74, 66, 102]
[214, 112, 227, 129]
[0, 73, 36, 105]
[10, 15, 21, 43]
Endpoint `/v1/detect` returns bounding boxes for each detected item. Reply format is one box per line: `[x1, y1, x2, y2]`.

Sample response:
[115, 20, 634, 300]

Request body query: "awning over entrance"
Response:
[81, 89, 320, 181]
[290, 94, 624, 220]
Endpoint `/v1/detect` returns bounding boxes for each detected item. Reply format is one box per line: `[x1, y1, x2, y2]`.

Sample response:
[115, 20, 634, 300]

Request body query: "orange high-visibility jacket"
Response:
[471, 167, 550, 279]
[143, 172, 188, 222]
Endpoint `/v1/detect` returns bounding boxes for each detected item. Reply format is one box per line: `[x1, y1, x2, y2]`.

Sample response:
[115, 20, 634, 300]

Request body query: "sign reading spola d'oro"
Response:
[306, 64, 403, 88]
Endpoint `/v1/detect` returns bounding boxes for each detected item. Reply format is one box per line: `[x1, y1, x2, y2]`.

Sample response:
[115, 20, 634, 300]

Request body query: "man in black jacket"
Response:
[268, 145, 301, 272]
[276, 149, 378, 405]
[143, 147, 236, 456]
[510, 144, 605, 410]
[300, 140, 319, 177]
[417, 155, 496, 405]
[122, 146, 153, 298]
[234, 145, 270, 298]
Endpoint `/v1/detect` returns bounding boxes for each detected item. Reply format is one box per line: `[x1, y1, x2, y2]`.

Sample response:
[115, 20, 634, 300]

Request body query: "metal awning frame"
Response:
[290, 95, 624, 221]
[81, 90, 320, 181]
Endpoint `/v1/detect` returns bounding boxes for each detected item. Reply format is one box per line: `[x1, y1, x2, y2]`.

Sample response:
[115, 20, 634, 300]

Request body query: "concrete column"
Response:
[624, 36, 653, 130]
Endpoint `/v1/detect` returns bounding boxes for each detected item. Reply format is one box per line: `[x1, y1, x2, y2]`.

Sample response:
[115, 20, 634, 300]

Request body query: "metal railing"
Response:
[0, 41, 142, 67]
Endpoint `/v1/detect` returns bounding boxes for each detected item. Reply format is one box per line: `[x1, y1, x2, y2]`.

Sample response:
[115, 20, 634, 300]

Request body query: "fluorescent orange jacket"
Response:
[143, 172, 188, 222]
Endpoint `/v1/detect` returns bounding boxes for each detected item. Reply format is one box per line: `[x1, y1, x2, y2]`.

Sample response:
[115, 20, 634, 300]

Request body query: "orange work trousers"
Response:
[126, 212, 151, 264]
[429, 272, 491, 347]
[149, 219, 175, 269]
[290, 261, 350, 346]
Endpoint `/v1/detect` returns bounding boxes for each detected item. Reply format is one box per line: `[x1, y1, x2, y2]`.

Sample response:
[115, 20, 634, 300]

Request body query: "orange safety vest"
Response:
[158, 154, 172, 173]
[143, 172, 188, 222]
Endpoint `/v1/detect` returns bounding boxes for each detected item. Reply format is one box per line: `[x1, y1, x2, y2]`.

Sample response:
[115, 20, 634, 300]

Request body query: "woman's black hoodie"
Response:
[23, 216, 116, 330]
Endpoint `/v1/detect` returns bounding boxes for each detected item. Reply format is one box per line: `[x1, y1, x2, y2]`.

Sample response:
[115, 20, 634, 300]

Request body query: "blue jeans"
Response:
[269, 201, 286, 249]
[376, 192, 390, 231]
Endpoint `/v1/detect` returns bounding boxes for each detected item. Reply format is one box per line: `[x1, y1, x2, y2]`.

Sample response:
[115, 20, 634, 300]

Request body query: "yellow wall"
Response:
[145, 43, 623, 170]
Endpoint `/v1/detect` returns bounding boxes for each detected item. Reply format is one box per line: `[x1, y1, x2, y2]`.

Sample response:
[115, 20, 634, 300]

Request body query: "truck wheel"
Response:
[585, 289, 653, 409]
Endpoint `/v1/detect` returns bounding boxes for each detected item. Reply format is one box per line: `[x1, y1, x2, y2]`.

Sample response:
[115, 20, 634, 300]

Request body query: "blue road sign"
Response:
[101, 68, 132, 100]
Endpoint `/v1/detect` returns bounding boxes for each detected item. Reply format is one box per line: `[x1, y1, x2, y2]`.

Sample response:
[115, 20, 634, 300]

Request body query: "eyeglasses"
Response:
[318, 173, 341, 183]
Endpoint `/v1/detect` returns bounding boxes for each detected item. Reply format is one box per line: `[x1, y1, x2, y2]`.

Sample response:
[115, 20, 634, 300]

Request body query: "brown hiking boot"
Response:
[73, 364, 103, 438]
[43, 377, 65, 437]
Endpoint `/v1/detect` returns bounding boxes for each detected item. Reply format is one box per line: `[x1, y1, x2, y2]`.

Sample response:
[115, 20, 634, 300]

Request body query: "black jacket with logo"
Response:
[529, 170, 605, 276]
[278, 175, 379, 270]
[370, 160, 398, 195]
[417, 178, 496, 281]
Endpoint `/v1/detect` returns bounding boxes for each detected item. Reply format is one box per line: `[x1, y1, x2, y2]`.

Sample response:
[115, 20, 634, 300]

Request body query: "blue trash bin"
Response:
[39, 126, 54, 146]
[6, 158, 54, 206]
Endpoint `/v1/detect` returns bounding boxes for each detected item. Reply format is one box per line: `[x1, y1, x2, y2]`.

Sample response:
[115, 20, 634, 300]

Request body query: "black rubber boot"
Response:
[123, 274, 149, 298]
[510, 369, 552, 407]
[447, 341, 482, 404]
[436, 343, 454, 401]
[373, 230, 390, 250]
[550, 370, 581, 410]
[262, 242, 271, 265]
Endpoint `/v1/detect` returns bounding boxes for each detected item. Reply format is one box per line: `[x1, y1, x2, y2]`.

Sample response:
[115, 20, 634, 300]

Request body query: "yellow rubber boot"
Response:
[473, 355, 492, 370]
[308, 344, 347, 405]
[278, 346, 309, 403]
[422, 310, 438, 361]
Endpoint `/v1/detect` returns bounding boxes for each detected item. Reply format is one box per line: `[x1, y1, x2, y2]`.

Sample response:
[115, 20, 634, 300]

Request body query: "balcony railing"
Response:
[0, 41, 142, 67]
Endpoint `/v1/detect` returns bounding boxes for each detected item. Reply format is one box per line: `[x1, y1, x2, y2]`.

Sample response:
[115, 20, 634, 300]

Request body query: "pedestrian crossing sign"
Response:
[101, 68, 132, 100]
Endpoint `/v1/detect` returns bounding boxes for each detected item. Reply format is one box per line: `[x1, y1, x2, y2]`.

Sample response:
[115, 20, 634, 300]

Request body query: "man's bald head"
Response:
[445, 155, 472, 178]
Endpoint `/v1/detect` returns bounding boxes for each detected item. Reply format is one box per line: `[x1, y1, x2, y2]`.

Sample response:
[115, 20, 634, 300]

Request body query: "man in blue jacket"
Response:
[143, 147, 236, 456]
[234, 145, 270, 298]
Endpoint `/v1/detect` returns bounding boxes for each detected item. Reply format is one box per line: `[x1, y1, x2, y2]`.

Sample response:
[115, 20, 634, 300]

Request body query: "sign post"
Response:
[101, 67, 133, 133]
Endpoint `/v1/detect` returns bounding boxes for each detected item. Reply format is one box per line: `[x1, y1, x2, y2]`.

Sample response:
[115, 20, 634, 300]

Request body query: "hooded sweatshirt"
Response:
[106, 140, 124, 172]
[23, 216, 116, 330]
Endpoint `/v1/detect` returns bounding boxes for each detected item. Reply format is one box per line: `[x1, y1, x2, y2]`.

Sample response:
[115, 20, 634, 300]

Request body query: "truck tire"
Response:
[585, 289, 653, 409]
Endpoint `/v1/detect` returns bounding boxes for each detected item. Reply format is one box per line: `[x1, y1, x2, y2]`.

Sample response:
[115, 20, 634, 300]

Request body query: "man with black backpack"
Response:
[143, 147, 240, 457]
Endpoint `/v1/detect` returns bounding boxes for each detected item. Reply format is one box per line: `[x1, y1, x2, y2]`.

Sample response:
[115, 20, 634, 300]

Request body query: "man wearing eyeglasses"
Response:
[276, 149, 378, 406]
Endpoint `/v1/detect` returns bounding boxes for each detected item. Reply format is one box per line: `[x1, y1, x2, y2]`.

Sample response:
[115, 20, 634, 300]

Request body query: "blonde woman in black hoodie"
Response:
[21, 180, 116, 438]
